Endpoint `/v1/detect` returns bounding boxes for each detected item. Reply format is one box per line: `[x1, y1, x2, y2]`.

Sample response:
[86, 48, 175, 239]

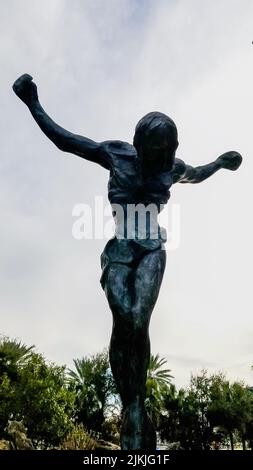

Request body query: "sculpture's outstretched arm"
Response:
[173, 152, 242, 184]
[12, 74, 109, 169]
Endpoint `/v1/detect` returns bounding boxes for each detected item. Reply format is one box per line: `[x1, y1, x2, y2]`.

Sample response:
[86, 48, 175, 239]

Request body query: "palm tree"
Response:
[145, 354, 173, 425]
[147, 354, 173, 387]
[0, 337, 34, 380]
[68, 350, 117, 434]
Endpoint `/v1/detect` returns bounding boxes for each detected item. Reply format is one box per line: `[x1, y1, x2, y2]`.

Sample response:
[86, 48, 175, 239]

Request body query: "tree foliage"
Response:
[145, 354, 173, 426]
[0, 337, 75, 447]
[1, 337, 253, 450]
[68, 350, 118, 436]
[159, 369, 253, 450]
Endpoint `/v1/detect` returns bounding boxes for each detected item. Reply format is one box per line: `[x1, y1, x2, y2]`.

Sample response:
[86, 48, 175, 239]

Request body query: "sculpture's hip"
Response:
[100, 237, 165, 290]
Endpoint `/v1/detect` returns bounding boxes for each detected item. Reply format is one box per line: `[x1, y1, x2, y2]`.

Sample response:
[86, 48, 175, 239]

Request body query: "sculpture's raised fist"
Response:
[12, 74, 38, 106]
[218, 151, 242, 171]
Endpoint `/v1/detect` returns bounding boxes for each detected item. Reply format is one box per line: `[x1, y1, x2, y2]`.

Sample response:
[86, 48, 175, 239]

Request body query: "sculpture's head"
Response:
[133, 112, 178, 173]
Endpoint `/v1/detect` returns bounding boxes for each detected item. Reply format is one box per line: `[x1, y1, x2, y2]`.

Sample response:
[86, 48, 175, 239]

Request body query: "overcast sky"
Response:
[1, 0, 252, 388]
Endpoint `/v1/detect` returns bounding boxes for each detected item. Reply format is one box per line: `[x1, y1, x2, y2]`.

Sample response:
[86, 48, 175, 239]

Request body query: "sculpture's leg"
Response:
[103, 249, 166, 450]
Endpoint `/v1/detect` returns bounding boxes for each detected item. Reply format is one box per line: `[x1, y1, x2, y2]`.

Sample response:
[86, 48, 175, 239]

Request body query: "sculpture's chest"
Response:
[108, 157, 173, 205]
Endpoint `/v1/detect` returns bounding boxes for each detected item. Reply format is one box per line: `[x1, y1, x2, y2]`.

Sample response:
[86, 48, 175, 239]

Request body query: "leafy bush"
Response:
[59, 424, 96, 450]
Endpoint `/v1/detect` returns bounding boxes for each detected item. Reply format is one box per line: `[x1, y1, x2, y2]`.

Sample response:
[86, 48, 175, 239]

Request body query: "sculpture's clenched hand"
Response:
[13, 74, 38, 107]
[217, 151, 243, 171]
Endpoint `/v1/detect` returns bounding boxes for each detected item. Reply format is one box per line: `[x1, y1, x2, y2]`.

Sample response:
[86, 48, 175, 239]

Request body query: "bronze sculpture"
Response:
[13, 74, 242, 450]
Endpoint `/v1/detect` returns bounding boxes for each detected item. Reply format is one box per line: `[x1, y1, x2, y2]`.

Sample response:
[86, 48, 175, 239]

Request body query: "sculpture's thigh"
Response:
[102, 248, 166, 328]
[103, 263, 133, 320]
[132, 248, 166, 327]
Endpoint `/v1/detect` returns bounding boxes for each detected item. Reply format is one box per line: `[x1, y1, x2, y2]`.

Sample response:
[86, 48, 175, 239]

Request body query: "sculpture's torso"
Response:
[103, 140, 173, 207]
[100, 141, 174, 286]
